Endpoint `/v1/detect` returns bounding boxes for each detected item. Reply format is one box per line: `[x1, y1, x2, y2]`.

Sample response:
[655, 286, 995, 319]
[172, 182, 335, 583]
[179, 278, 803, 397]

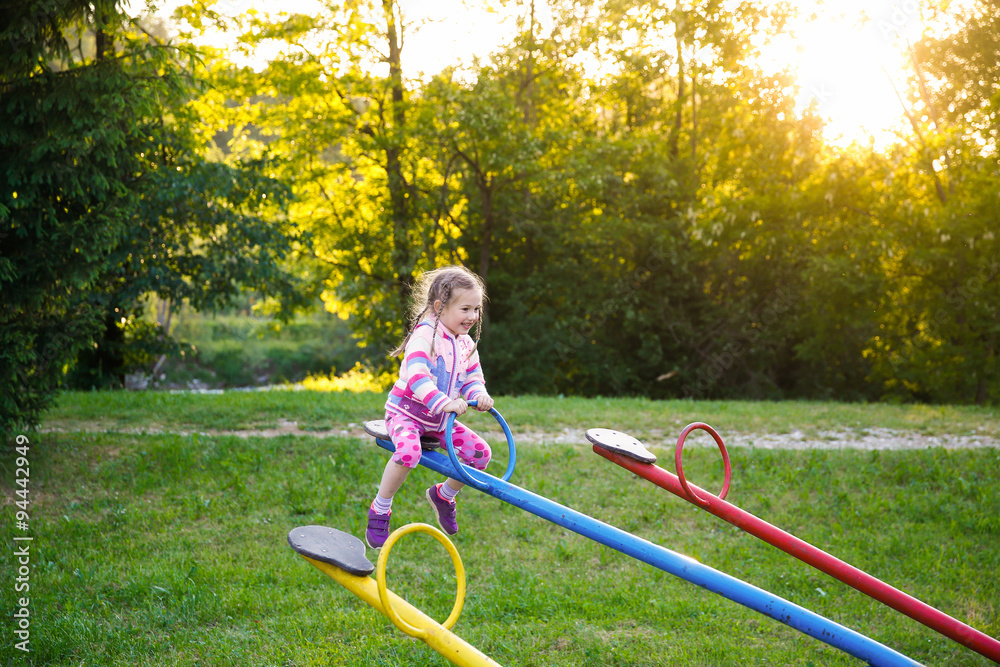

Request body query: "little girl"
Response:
[366, 265, 494, 549]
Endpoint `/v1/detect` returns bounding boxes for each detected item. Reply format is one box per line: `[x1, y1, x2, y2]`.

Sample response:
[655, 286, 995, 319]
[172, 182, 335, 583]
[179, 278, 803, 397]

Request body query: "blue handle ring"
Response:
[444, 400, 516, 490]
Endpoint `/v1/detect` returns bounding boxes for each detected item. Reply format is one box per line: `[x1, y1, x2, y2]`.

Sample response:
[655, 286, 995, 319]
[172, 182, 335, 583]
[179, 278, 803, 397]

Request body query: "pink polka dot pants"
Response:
[384, 412, 492, 470]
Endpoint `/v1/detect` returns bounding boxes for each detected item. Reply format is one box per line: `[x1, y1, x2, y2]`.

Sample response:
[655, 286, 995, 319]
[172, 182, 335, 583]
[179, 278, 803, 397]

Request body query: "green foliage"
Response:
[166, 0, 1000, 408]
[801, 0, 1000, 405]
[157, 309, 364, 388]
[177, 0, 438, 365]
[5, 0, 999, 414]
[65, 131, 310, 390]
[1, 0, 310, 429]
[1, 0, 175, 433]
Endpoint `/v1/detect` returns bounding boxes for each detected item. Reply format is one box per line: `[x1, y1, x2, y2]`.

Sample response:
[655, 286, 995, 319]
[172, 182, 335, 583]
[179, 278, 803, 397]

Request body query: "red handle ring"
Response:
[675, 422, 732, 507]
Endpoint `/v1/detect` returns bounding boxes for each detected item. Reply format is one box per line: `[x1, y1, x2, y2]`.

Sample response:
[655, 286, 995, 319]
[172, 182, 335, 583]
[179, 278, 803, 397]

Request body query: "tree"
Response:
[861, 0, 1000, 404]
[176, 0, 490, 363]
[67, 136, 306, 389]
[1, 0, 306, 435]
[164, 0, 997, 404]
[1, 0, 175, 431]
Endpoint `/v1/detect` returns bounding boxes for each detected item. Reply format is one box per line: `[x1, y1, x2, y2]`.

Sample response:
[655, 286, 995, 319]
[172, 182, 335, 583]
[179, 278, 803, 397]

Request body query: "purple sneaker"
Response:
[426, 484, 458, 535]
[365, 507, 391, 548]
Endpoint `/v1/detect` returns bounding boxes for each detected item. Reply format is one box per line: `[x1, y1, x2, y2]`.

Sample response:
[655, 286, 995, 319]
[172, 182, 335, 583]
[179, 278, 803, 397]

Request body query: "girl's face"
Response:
[434, 287, 482, 336]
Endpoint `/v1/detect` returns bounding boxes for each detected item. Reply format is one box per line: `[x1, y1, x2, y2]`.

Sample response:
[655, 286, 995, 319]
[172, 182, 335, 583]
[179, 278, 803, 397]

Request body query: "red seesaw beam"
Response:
[592, 424, 1000, 664]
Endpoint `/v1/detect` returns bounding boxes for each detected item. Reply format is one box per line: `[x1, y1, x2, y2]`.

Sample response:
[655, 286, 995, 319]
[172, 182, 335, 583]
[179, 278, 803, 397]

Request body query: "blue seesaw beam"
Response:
[370, 431, 921, 667]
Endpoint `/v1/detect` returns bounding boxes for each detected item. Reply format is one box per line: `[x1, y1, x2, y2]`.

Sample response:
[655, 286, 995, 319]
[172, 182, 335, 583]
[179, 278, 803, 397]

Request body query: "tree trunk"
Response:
[690, 51, 697, 175]
[93, 2, 110, 61]
[975, 342, 993, 405]
[669, 15, 685, 161]
[519, 0, 538, 125]
[382, 0, 411, 301]
[478, 183, 493, 286]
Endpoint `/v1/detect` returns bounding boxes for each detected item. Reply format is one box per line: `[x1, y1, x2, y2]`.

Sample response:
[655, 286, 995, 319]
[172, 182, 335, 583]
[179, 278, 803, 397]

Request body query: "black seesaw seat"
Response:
[287, 526, 374, 577]
[585, 427, 658, 463]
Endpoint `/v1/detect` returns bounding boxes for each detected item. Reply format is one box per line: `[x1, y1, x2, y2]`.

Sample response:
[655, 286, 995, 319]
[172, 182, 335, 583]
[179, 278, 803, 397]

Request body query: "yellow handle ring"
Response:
[375, 523, 466, 639]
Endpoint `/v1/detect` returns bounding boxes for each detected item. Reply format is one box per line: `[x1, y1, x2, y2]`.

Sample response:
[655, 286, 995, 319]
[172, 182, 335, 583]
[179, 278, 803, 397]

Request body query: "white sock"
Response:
[439, 483, 459, 502]
[372, 494, 393, 514]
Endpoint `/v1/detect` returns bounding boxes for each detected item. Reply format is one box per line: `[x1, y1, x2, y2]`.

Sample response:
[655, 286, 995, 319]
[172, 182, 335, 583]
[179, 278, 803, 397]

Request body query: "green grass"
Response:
[2, 393, 998, 666]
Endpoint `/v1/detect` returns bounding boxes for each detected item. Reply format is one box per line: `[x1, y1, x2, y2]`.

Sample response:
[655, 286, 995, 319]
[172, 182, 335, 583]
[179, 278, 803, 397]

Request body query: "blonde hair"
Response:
[391, 265, 487, 358]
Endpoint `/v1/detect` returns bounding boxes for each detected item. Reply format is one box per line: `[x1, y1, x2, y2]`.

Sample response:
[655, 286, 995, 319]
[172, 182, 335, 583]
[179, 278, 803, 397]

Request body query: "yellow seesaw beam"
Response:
[291, 523, 502, 667]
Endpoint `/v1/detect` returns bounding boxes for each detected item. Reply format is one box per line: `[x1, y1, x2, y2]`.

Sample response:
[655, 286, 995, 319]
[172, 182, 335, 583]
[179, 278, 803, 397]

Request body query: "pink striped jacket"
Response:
[384, 320, 487, 429]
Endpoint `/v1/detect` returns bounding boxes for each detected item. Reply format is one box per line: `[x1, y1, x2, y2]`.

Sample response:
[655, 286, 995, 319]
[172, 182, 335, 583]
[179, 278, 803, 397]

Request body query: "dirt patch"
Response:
[40, 418, 367, 440]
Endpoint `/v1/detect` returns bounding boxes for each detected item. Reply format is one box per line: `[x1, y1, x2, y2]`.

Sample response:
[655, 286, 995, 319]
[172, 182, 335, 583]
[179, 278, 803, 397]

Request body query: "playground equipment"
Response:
[587, 423, 1000, 664]
[362, 403, 923, 666]
[288, 523, 501, 667]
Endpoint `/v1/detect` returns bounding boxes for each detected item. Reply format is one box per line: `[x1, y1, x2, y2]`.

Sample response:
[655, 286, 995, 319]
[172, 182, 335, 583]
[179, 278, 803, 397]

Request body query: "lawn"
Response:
[40, 390, 1000, 438]
[1, 391, 998, 666]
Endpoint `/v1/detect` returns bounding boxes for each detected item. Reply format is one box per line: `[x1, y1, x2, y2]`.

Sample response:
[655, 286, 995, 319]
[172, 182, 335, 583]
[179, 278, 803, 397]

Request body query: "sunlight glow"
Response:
[400, 0, 512, 79]
[756, 0, 925, 146]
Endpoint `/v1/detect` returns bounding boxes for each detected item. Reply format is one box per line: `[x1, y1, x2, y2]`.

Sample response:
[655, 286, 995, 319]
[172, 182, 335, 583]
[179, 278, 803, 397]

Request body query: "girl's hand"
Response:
[474, 394, 494, 411]
[443, 399, 468, 415]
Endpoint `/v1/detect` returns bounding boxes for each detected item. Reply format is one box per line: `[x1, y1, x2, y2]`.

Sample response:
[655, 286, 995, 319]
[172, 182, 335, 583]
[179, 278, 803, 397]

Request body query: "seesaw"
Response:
[588, 424, 1000, 664]
[288, 522, 502, 666]
[362, 403, 921, 666]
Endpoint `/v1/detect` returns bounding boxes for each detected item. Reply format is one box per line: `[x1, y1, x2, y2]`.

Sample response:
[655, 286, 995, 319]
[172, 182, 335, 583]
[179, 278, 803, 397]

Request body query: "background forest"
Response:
[2, 0, 998, 436]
